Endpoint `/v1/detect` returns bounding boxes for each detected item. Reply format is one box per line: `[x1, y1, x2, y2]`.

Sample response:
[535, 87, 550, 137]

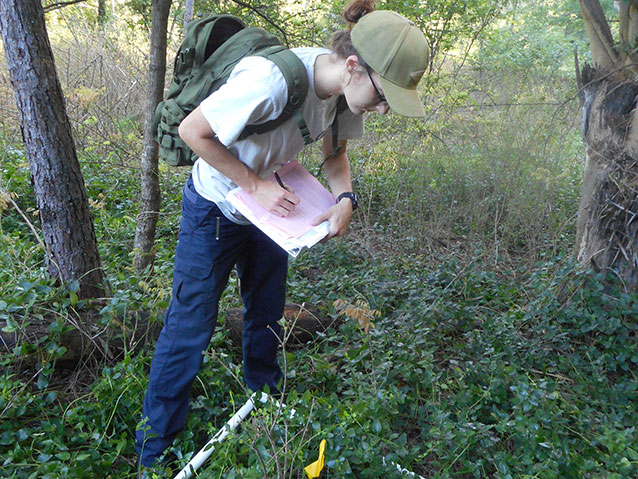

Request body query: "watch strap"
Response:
[336, 192, 358, 211]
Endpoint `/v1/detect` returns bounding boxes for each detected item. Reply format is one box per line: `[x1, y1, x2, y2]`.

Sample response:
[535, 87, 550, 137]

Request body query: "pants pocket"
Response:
[179, 180, 222, 234]
[170, 256, 217, 332]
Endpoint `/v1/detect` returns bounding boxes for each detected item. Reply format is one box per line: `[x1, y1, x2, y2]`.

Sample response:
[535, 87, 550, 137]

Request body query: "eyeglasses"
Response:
[366, 69, 387, 105]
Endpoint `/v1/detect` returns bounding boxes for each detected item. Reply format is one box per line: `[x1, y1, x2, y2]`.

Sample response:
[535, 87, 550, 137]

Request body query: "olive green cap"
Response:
[351, 10, 429, 117]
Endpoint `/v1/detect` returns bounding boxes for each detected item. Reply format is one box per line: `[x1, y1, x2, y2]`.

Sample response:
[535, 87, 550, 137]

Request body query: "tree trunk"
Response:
[0, 0, 105, 299]
[576, 0, 638, 293]
[576, 67, 638, 291]
[97, 0, 108, 26]
[133, 0, 172, 273]
[184, 0, 194, 31]
[1, 309, 163, 364]
[224, 303, 334, 348]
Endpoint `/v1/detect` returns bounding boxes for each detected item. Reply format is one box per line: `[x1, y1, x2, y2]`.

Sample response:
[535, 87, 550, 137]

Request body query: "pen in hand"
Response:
[274, 171, 298, 207]
[274, 171, 296, 194]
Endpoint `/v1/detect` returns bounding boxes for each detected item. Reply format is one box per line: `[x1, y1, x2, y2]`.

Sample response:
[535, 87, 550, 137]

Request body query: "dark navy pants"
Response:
[136, 177, 288, 467]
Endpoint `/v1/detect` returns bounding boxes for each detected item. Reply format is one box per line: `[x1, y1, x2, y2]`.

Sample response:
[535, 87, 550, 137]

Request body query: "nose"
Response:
[376, 103, 390, 115]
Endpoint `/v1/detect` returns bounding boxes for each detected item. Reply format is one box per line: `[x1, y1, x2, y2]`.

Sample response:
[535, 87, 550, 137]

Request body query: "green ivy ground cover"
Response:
[1, 236, 637, 478]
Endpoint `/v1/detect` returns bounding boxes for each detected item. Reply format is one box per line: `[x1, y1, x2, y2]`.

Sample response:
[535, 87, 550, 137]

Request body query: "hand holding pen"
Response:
[274, 171, 295, 195]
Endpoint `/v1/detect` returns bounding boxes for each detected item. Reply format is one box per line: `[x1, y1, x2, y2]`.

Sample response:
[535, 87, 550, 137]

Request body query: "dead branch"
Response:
[43, 0, 88, 14]
[228, 0, 289, 45]
[579, 0, 622, 70]
[575, 47, 584, 106]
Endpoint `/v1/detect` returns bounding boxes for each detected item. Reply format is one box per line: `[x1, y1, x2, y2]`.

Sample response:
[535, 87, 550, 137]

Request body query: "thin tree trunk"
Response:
[184, 0, 194, 31]
[97, 0, 108, 26]
[133, 0, 172, 273]
[0, 0, 105, 298]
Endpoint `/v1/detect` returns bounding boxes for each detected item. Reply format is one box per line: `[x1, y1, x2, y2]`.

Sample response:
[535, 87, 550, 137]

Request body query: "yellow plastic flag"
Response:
[304, 439, 327, 479]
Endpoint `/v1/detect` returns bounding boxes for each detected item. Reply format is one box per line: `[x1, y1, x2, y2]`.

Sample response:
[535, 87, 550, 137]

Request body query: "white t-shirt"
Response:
[191, 47, 364, 224]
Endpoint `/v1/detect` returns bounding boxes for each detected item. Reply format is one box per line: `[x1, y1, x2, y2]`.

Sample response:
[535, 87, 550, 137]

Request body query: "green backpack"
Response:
[153, 14, 312, 167]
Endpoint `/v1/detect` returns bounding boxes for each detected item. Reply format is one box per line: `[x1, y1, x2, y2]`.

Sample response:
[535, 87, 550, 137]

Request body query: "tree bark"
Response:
[1, 310, 163, 364]
[133, 0, 172, 273]
[0, 0, 105, 298]
[577, 0, 638, 292]
[576, 66, 638, 292]
[223, 303, 335, 348]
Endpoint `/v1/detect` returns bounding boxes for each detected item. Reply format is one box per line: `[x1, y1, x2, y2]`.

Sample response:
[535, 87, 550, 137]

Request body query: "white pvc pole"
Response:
[173, 392, 267, 479]
[172, 392, 415, 479]
[382, 456, 427, 479]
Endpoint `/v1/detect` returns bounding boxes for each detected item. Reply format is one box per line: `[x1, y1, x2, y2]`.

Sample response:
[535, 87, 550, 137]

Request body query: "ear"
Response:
[343, 55, 362, 88]
[344, 55, 360, 74]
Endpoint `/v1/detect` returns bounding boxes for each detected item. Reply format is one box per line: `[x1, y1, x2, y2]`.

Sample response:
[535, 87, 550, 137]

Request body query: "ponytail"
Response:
[342, 0, 376, 30]
[331, 0, 376, 63]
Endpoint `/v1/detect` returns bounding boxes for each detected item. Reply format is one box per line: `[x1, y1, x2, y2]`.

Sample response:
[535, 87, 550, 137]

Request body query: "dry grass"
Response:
[0, 8, 156, 165]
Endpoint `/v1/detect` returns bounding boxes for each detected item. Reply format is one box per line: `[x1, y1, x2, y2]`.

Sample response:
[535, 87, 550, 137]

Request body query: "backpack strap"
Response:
[317, 95, 348, 175]
[238, 46, 311, 143]
[295, 109, 313, 145]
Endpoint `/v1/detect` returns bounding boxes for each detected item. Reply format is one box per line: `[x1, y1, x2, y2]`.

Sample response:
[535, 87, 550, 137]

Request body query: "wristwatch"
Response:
[336, 192, 359, 211]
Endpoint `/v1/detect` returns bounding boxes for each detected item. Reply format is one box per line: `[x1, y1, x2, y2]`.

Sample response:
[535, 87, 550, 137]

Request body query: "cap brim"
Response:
[378, 76, 424, 118]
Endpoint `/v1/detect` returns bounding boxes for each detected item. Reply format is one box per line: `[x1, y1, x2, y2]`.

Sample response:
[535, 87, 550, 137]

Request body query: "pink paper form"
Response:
[229, 161, 335, 239]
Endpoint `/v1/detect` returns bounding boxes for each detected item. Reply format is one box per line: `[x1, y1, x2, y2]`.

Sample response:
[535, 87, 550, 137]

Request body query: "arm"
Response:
[311, 136, 354, 240]
[179, 106, 299, 217]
